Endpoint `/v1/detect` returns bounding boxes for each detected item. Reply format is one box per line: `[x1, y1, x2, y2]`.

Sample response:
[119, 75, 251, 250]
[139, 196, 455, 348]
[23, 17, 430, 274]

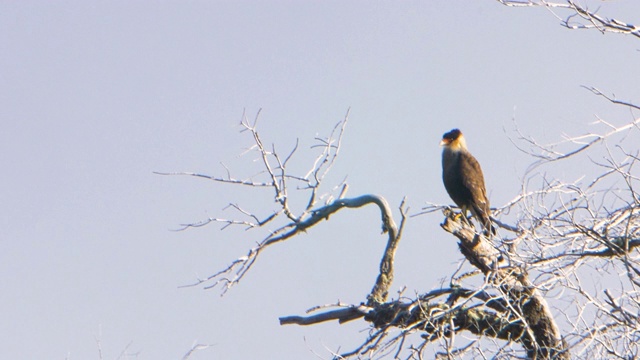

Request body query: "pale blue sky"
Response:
[1, 1, 639, 359]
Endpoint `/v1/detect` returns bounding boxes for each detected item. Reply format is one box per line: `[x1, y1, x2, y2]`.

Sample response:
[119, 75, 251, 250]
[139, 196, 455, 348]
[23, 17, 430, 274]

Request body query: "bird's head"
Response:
[440, 128, 467, 151]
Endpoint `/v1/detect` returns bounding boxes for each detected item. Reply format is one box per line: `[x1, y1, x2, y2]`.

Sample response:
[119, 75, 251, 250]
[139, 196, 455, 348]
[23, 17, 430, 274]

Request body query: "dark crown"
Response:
[442, 129, 462, 141]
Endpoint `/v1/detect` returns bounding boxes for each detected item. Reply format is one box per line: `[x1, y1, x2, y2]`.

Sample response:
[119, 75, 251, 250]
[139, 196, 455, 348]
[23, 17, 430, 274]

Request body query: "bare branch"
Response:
[279, 305, 371, 326]
[582, 86, 640, 111]
[497, 0, 640, 39]
[153, 171, 271, 187]
[181, 342, 214, 360]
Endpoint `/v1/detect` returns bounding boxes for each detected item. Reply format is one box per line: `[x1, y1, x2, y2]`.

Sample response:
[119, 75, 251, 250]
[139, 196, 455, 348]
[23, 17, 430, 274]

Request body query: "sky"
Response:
[1, 1, 639, 359]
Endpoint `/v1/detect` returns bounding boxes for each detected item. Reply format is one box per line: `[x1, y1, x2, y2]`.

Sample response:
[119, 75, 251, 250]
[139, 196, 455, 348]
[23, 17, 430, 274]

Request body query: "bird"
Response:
[440, 128, 496, 235]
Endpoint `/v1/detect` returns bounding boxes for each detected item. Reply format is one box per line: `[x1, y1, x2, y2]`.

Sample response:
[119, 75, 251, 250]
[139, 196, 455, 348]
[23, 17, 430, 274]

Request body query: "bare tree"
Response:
[159, 93, 640, 359]
[159, 3, 640, 359]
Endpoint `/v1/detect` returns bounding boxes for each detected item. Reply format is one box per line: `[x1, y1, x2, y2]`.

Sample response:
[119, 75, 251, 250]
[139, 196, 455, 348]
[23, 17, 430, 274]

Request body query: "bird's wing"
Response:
[459, 151, 490, 211]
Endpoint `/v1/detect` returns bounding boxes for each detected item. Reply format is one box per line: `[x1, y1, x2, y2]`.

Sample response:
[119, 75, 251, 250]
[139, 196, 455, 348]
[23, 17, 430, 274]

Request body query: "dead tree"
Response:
[158, 87, 640, 359]
[158, 4, 640, 357]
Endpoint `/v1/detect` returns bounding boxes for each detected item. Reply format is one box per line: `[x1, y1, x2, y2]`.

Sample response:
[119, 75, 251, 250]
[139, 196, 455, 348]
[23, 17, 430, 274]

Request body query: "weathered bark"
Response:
[441, 209, 569, 359]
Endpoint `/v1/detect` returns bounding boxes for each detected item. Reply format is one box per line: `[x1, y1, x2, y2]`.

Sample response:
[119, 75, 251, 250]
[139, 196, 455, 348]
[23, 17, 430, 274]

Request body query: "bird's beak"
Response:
[439, 139, 449, 146]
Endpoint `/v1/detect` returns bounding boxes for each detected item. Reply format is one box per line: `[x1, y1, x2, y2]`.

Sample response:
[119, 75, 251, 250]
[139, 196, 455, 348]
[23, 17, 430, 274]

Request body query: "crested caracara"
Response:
[441, 129, 496, 235]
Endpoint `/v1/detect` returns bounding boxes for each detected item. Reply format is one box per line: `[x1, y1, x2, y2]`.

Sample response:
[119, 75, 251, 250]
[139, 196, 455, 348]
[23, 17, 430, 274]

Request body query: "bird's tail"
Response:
[472, 206, 496, 236]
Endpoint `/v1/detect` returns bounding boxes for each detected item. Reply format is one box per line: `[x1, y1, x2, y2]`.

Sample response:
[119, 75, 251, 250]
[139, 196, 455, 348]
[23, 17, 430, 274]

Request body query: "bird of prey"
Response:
[440, 128, 496, 235]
